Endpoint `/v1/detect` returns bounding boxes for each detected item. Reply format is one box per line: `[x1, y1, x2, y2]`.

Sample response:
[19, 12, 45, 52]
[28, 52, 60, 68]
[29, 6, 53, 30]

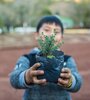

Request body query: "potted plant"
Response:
[36, 32, 64, 83]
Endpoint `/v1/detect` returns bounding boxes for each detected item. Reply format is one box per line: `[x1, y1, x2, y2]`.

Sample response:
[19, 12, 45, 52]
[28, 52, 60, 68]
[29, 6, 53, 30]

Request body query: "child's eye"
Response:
[54, 29, 60, 34]
[44, 29, 50, 32]
[54, 31, 60, 34]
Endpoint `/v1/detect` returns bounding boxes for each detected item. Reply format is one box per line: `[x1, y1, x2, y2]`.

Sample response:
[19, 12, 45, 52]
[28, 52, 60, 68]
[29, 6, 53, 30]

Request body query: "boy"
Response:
[10, 15, 82, 100]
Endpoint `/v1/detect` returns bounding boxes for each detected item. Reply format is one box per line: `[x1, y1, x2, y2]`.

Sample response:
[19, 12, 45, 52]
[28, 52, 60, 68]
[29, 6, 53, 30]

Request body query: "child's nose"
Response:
[51, 29, 54, 33]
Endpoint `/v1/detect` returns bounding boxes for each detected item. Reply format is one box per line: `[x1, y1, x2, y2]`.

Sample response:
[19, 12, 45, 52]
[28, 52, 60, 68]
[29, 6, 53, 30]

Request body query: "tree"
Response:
[72, 1, 90, 28]
[0, 0, 53, 29]
[9, 0, 53, 27]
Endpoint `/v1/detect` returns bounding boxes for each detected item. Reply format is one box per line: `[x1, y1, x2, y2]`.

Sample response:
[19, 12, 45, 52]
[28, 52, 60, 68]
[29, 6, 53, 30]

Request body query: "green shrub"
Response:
[38, 32, 64, 57]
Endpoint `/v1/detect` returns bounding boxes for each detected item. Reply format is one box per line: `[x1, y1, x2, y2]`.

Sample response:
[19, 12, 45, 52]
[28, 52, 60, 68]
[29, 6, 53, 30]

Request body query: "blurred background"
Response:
[0, 0, 90, 100]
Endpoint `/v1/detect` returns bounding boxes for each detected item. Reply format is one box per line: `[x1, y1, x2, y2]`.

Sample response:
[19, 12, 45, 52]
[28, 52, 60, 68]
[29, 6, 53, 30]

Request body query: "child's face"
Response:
[38, 23, 63, 43]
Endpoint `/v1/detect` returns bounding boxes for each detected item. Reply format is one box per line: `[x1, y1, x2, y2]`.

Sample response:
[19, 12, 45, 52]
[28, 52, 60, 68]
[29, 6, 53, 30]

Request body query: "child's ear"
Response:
[60, 34, 63, 43]
[34, 32, 39, 40]
[61, 35, 63, 39]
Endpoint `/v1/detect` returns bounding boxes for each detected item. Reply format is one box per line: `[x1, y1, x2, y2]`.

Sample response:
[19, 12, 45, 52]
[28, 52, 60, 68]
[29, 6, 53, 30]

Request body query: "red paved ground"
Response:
[0, 35, 90, 100]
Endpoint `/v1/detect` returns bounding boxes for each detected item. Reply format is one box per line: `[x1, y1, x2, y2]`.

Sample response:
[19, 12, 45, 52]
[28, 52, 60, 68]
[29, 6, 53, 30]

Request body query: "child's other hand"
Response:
[58, 68, 72, 88]
[25, 63, 46, 85]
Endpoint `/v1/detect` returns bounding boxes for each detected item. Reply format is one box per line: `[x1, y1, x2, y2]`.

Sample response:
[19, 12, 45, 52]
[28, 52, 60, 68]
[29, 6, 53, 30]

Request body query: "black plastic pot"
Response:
[36, 50, 64, 83]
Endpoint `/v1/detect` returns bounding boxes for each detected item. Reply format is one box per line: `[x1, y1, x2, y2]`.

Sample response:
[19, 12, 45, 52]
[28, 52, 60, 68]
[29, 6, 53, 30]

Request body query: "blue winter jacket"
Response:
[10, 48, 82, 100]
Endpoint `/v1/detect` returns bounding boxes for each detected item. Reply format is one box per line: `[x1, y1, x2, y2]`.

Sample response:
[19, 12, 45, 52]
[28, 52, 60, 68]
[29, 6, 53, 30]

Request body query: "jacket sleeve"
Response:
[10, 56, 31, 89]
[65, 57, 83, 92]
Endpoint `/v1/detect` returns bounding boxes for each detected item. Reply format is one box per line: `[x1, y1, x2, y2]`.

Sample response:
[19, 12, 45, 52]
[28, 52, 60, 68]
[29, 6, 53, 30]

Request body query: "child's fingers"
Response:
[31, 70, 44, 76]
[33, 77, 46, 84]
[60, 73, 71, 79]
[61, 68, 71, 73]
[31, 63, 41, 70]
[58, 78, 69, 86]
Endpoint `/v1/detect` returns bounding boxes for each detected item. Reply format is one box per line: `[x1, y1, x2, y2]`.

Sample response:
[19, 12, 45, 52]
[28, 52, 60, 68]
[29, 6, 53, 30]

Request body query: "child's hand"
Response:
[25, 63, 46, 85]
[58, 68, 72, 88]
